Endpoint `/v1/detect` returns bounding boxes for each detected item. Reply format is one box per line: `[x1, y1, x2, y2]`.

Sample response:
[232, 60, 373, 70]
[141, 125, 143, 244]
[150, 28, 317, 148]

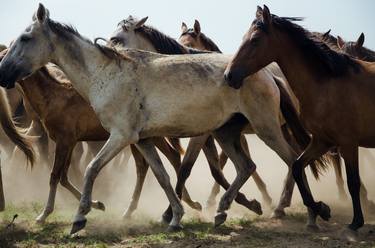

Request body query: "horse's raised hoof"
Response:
[192, 201, 203, 211]
[70, 218, 87, 235]
[161, 212, 173, 225]
[270, 209, 286, 219]
[340, 227, 358, 242]
[305, 224, 320, 233]
[166, 224, 183, 232]
[214, 212, 227, 227]
[316, 201, 331, 221]
[92, 201, 105, 211]
[248, 199, 262, 215]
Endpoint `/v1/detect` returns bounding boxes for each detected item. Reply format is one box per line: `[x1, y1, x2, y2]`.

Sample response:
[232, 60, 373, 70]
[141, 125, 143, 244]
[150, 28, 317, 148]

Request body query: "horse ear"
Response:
[322, 29, 331, 39]
[356, 33, 365, 48]
[262, 5, 272, 25]
[34, 3, 49, 23]
[134, 16, 148, 29]
[181, 22, 188, 33]
[194, 20, 201, 34]
[256, 5, 263, 18]
[337, 36, 345, 49]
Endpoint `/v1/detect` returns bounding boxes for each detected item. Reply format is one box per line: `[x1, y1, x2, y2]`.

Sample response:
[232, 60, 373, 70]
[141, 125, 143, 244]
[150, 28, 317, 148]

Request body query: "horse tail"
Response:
[274, 76, 329, 179]
[167, 137, 185, 155]
[0, 89, 35, 167]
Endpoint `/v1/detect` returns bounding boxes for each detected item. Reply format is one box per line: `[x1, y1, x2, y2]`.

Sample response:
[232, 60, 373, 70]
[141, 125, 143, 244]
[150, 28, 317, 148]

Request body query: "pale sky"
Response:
[1, 0, 374, 53]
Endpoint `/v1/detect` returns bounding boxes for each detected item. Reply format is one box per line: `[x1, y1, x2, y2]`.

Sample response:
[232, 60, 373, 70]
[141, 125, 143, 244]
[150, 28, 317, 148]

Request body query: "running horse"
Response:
[225, 5, 375, 240]
[0, 4, 321, 234]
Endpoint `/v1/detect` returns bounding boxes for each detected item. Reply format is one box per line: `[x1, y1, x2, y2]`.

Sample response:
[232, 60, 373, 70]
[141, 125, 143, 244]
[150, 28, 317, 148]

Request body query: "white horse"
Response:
[0, 4, 312, 234]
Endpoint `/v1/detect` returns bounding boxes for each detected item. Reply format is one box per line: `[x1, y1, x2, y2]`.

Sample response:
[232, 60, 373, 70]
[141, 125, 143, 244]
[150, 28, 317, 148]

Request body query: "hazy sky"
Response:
[1, 0, 374, 53]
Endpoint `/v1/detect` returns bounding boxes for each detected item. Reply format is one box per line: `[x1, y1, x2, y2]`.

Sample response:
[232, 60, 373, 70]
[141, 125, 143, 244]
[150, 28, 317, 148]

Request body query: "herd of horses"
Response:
[0, 3, 374, 241]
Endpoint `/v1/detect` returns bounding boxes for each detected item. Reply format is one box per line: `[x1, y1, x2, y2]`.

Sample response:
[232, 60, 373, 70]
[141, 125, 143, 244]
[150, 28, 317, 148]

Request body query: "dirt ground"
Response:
[2, 137, 375, 247]
[1, 202, 375, 248]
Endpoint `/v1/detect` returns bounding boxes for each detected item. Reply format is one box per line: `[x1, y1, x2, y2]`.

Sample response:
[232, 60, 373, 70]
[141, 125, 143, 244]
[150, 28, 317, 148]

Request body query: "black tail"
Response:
[274, 76, 329, 179]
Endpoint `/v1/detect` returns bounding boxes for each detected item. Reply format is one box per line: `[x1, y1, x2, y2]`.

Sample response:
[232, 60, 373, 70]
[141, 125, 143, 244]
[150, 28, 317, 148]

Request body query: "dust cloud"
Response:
[2, 135, 375, 222]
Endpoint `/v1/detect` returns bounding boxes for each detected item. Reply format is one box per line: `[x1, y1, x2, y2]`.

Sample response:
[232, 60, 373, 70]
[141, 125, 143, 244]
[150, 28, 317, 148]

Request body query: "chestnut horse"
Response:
[225, 5, 375, 240]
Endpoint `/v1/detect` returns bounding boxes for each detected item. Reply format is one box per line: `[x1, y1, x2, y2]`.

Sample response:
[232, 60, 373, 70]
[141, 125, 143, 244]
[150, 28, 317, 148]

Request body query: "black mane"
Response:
[47, 19, 131, 63]
[268, 15, 362, 77]
[131, 24, 211, 55]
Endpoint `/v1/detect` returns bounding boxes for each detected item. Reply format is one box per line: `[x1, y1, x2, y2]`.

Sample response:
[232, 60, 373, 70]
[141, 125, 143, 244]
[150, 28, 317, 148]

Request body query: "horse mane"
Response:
[180, 29, 222, 53]
[268, 15, 362, 77]
[344, 42, 375, 62]
[131, 24, 210, 55]
[47, 19, 132, 63]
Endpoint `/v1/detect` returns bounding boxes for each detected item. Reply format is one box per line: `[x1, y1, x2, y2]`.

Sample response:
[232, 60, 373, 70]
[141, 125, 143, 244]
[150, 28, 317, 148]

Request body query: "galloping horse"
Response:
[109, 16, 271, 218]
[0, 4, 318, 234]
[225, 5, 375, 240]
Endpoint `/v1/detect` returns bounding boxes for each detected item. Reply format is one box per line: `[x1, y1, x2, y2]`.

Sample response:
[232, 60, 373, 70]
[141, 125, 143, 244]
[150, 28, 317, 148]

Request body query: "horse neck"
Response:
[274, 34, 322, 108]
[18, 70, 55, 117]
[50, 36, 105, 101]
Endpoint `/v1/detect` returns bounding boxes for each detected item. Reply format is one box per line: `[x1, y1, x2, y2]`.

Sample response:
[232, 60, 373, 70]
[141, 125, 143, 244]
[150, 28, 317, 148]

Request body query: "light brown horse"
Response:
[0, 48, 199, 222]
[0, 44, 35, 211]
[225, 5, 375, 240]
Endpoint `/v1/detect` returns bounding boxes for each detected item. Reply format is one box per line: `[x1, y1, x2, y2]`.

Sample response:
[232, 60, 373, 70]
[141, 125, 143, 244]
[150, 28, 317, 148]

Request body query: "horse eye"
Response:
[20, 35, 32, 42]
[110, 37, 122, 45]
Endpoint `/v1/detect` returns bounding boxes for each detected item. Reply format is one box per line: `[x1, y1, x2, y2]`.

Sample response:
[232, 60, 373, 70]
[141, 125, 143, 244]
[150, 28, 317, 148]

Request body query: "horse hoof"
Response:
[317, 201, 331, 221]
[70, 218, 87, 235]
[167, 224, 183, 232]
[340, 227, 358, 242]
[35, 215, 46, 224]
[270, 209, 286, 219]
[162, 212, 173, 225]
[248, 199, 262, 215]
[305, 224, 320, 232]
[193, 201, 203, 211]
[214, 212, 227, 227]
[92, 201, 105, 211]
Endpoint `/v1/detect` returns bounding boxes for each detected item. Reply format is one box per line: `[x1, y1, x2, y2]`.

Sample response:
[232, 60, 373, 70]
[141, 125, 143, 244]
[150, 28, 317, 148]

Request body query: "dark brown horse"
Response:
[337, 33, 375, 62]
[225, 5, 375, 240]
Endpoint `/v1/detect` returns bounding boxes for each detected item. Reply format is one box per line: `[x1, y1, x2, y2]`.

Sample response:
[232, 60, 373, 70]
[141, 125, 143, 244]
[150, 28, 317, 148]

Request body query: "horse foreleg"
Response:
[153, 137, 202, 211]
[71, 132, 131, 235]
[122, 145, 149, 219]
[36, 142, 72, 223]
[136, 138, 184, 231]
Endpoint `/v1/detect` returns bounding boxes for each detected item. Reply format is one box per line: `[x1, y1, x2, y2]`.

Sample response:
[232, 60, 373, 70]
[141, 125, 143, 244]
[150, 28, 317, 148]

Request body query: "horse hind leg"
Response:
[212, 116, 257, 227]
[122, 145, 149, 219]
[136, 138, 184, 231]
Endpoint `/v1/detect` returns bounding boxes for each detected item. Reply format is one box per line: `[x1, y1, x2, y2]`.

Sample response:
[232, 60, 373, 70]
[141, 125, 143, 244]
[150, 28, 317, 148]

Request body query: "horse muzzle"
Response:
[224, 69, 245, 90]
